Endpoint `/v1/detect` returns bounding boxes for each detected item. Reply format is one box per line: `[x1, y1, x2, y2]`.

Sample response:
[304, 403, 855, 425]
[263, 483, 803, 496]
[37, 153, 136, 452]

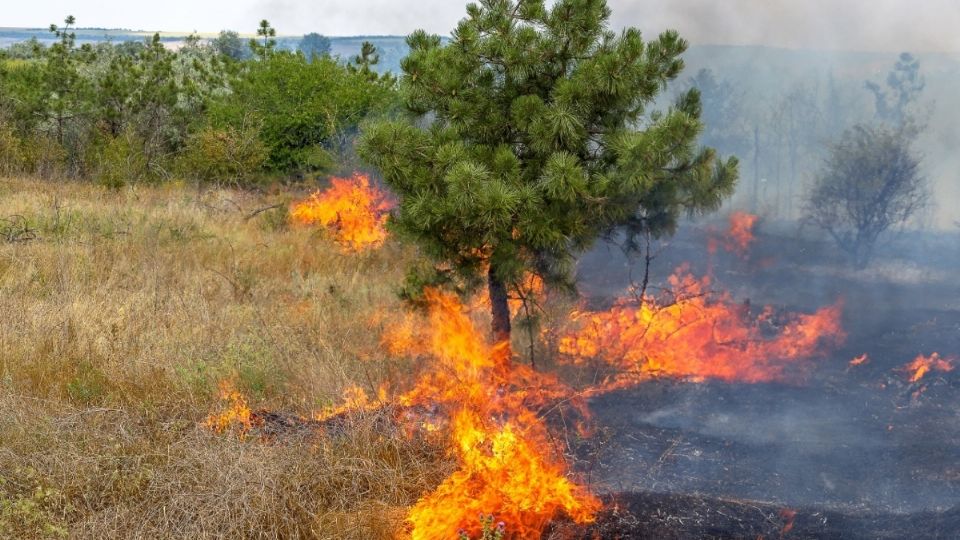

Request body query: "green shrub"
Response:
[209, 52, 395, 177]
[18, 133, 66, 180]
[0, 122, 24, 176]
[177, 121, 267, 186]
[92, 131, 148, 189]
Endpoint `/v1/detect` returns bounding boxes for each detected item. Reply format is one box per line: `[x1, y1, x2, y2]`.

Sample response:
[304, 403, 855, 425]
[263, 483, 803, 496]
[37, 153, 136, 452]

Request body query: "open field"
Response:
[0, 177, 449, 539]
[3, 3, 959, 536]
[1, 175, 958, 539]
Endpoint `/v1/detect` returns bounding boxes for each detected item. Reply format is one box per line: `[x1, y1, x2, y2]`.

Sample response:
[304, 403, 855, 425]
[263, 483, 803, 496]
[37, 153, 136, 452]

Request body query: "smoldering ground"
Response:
[574, 217, 960, 514]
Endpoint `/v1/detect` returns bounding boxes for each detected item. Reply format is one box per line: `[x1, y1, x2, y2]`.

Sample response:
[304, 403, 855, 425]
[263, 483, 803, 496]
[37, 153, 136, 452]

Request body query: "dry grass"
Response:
[0, 177, 449, 539]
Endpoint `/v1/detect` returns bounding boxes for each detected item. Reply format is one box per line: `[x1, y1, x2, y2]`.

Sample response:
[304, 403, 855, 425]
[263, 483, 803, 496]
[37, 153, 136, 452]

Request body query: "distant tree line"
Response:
[0, 17, 396, 187]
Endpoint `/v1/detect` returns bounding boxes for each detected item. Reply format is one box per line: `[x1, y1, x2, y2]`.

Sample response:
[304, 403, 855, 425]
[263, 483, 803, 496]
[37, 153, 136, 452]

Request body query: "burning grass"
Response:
[290, 173, 394, 252]
[202, 208, 855, 538]
[390, 290, 600, 538]
[900, 353, 955, 383]
[557, 266, 845, 390]
[708, 211, 759, 259]
[3, 176, 955, 539]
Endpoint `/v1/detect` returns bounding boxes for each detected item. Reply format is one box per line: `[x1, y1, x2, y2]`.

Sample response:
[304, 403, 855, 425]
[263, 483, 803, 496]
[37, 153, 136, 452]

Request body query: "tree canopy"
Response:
[299, 33, 332, 60]
[359, 0, 738, 342]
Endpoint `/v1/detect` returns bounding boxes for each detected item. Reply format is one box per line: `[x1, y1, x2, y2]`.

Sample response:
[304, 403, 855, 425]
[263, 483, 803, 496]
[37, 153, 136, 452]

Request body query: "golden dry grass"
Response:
[0, 177, 449, 539]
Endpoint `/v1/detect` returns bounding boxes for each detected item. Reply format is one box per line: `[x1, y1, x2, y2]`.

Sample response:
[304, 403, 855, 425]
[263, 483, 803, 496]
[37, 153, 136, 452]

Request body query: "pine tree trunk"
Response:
[487, 265, 511, 344]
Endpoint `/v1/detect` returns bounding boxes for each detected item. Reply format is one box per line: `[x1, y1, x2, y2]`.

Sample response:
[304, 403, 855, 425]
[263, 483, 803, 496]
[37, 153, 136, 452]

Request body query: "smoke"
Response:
[244, 0, 960, 52]
[607, 0, 960, 53]
[9, 1, 960, 52]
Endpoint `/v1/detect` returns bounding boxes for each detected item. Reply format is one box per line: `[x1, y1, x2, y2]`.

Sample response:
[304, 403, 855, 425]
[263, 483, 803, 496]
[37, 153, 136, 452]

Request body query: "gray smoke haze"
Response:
[246, 0, 960, 53]
[609, 0, 960, 53]
[247, 0, 960, 53]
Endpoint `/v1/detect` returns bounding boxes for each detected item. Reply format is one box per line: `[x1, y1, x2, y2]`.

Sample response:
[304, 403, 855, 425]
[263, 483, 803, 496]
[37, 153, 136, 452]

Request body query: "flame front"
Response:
[205, 204, 857, 538]
[290, 173, 394, 251]
[900, 353, 954, 383]
[313, 384, 388, 422]
[204, 380, 254, 435]
[390, 290, 600, 539]
[559, 267, 845, 389]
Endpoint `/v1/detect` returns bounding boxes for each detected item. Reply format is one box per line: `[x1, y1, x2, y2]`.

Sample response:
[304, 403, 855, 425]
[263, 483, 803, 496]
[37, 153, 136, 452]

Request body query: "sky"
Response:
[5, 0, 960, 53]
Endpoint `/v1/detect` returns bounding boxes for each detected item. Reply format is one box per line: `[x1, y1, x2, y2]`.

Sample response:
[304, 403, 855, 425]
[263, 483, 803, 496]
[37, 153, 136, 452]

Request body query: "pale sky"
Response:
[5, 0, 960, 52]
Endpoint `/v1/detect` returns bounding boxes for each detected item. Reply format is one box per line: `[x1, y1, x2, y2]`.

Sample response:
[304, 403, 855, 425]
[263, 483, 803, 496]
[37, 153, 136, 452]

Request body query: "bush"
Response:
[804, 124, 928, 269]
[0, 122, 24, 176]
[91, 131, 149, 189]
[177, 121, 267, 186]
[18, 133, 66, 180]
[209, 52, 395, 177]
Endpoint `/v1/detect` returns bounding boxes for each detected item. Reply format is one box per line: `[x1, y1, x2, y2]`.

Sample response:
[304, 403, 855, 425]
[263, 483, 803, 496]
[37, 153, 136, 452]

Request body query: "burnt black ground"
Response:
[546, 491, 960, 539]
[566, 219, 960, 537]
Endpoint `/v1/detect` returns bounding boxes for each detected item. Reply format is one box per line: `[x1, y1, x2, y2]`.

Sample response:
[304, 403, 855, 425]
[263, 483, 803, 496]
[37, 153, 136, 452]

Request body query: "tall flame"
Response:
[389, 290, 600, 539]
[470, 271, 545, 317]
[558, 266, 845, 390]
[290, 173, 394, 251]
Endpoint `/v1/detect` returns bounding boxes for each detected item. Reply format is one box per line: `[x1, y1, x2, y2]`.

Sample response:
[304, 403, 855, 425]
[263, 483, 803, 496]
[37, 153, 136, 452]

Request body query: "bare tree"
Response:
[804, 124, 928, 269]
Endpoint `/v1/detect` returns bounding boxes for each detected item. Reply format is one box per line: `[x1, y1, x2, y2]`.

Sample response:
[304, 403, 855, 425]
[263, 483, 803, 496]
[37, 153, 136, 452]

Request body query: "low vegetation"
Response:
[0, 178, 448, 539]
[0, 18, 395, 187]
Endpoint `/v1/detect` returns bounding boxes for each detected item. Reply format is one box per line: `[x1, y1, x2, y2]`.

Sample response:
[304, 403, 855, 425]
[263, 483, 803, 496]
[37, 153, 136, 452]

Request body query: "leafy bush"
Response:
[91, 131, 149, 189]
[177, 121, 267, 186]
[209, 51, 395, 177]
[803, 124, 928, 269]
[18, 133, 66, 180]
[0, 122, 24, 176]
[0, 19, 398, 185]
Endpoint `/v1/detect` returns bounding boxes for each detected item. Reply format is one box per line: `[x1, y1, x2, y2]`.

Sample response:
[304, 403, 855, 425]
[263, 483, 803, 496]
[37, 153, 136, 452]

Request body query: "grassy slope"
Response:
[0, 178, 447, 538]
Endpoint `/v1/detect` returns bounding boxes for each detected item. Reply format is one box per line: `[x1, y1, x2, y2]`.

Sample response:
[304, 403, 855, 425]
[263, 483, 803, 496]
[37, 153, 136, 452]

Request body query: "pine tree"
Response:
[359, 0, 738, 343]
[865, 52, 925, 130]
[250, 20, 277, 59]
[43, 16, 84, 146]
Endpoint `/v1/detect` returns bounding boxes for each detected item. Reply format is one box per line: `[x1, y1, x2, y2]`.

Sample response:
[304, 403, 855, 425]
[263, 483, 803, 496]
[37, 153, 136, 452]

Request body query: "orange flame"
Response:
[204, 381, 254, 436]
[384, 289, 599, 539]
[900, 353, 954, 383]
[726, 211, 759, 257]
[849, 354, 870, 367]
[313, 384, 389, 422]
[290, 173, 394, 251]
[780, 508, 797, 536]
[558, 266, 845, 390]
